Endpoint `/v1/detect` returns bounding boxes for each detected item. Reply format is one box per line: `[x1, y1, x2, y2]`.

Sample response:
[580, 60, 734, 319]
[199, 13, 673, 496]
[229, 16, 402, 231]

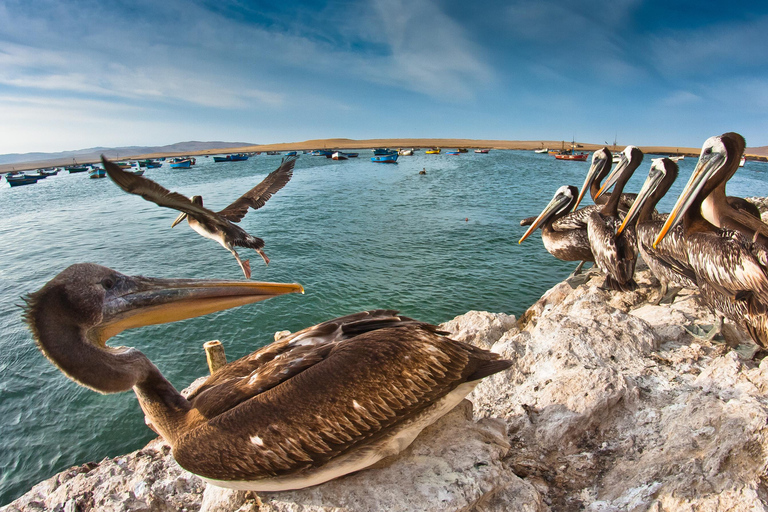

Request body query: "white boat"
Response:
[534, 148, 548, 154]
[669, 155, 685, 162]
[398, 149, 414, 156]
[332, 151, 347, 161]
[739, 155, 746, 167]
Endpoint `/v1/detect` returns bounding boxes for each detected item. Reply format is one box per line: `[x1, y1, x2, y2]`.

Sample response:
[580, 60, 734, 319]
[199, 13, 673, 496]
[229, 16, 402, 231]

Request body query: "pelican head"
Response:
[519, 185, 578, 244]
[23, 263, 303, 393]
[652, 133, 744, 248]
[617, 158, 678, 235]
[171, 196, 203, 227]
[572, 147, 611, 211]
[595, 145, 643, 201]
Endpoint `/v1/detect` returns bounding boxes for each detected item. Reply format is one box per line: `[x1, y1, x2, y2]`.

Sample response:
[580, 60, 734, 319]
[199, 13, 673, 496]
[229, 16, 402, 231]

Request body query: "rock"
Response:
[7, 268, 768, 511]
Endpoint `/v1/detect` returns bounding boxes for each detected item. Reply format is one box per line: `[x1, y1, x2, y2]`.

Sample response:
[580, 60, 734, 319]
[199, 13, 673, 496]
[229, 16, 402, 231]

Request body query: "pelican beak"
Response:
[93, 276, 304, 343]
[171, 212, 188, 227]
[652, 148, 725, 248]
[572, 153, 609, 212]
[519, 191, 570, 244]
[616, 163, 664, 235]
[595, 152, 629, 201]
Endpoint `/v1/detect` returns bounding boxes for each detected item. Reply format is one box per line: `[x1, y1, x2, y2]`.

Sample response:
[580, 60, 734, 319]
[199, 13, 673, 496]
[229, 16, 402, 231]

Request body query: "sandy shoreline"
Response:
[2, 137, 766, 173]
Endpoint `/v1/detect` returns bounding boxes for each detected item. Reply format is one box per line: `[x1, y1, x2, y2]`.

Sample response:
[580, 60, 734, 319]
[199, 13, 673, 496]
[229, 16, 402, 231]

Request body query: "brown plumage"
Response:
[24, 264, 512, 490]
[103, 155, 296, 278]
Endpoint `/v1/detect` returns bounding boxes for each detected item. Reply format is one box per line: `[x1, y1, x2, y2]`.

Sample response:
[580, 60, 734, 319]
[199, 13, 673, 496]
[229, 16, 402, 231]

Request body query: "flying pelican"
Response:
[103, 155, 296, 279]
[582, 146, 644, 291]
[24, 264, 513, 491]
[518, 185, 594, 264]
[616, 158, 696, 303]
[654, 135, 768, 347]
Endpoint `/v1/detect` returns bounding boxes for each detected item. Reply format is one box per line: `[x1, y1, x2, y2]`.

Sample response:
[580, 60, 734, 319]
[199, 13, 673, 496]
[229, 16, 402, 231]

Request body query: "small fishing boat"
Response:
[534, 148, 548, 154]
[457, 148, 468, 153]
[284, 151, 298, 157]
[129, 163, 145, 176]
[475, 149, 490, 154]
[399, 149, 414, 156]
[146, 161, 162, 169]
[213, 154, 249, 163]
[170, 159, 192, 169]
[6, 173, 40, 187]
[373, 148, 395, 156]
[88, 167, 106, 179]
[332, 151, 348, 160]
[310, 150, 333, 157]
[426, 148, 441, 154]
[345, 152, 358, 158]
[555, 152, 589, 161]
[739, 155, 746, 167]
[446, 150, 460, 155]
[371, 154, 398, 163]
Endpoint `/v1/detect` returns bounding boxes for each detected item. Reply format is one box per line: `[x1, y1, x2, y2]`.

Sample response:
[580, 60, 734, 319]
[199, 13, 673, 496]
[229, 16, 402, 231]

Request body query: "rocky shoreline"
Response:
[5, 261, 768, 511]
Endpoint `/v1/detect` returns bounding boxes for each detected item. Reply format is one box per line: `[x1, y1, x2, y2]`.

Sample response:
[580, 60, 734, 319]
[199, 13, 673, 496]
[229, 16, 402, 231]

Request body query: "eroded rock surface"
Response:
[6, 268, 768, 511]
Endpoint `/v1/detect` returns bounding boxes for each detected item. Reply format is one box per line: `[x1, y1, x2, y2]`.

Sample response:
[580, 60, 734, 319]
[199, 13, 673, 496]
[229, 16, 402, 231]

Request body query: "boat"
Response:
[146, 161, 162, 169]
[310, 150, 333, 157]
[398, 149, 414, 156]
[24, 170, 48, 179]
[332, 151, 348, 161]
[345, 152, 358, 158]
[266, 151, 279, 156]
[555, 152, 589, 161]
[88, 167, 106, 179]
[170, 159, 192, 169]
[371, 154, 398, 163]
[373, 148, 395, 155]
[5, 173, 40, 187]
[213, 154, 249, 163]
[457, 148, 468, 153]
[668, 155, 685, 162]
[446, 150, 460, 156]
[129, 163, 145, 176]
[284, 151, 298, 157]
[740, 155, 746, 167]
[475, 149, 490, 154]
[534, 148, 548, 154]
[426, 148, 441, 154]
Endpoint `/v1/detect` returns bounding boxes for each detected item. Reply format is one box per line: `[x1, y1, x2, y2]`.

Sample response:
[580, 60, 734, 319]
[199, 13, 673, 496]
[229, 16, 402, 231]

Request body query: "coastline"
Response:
[0, 137, 741, 174]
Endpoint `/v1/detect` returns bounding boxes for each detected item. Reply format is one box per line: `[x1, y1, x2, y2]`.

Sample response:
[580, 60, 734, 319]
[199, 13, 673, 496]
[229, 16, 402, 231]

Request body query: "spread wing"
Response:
[217, 155, 297, 223]
[102, 156, 216, 219]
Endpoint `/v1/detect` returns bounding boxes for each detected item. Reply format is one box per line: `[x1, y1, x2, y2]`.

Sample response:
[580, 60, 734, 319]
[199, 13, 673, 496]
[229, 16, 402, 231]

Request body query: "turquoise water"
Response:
[1, 149, 766, 504]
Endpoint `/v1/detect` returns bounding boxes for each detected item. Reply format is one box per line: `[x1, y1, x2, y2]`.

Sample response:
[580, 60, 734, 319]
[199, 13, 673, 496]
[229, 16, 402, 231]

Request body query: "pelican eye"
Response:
[101, 277, 116, 290]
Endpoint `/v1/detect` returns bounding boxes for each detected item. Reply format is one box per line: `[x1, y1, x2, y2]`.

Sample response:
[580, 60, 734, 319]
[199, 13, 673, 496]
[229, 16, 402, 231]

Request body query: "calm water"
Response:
[1, 149, 767, 504]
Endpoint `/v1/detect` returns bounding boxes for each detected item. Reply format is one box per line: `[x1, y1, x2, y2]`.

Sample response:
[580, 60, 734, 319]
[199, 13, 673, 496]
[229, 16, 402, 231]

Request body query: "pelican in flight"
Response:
[25, 264, 512, 490]
[654, 134, 768, 347]
[103, 155, 296, 279]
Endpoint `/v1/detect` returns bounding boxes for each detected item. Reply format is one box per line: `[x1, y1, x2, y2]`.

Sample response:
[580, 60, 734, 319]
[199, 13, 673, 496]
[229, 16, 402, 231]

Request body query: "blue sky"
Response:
[1, 0, 767, 153]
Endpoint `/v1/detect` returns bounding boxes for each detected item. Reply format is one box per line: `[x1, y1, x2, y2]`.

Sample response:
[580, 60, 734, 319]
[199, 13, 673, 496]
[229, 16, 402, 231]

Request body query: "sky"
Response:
[1, 0, 767, 154]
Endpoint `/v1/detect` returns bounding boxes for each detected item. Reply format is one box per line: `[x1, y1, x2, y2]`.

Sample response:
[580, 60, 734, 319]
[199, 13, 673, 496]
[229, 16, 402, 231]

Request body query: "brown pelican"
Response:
[581, 146, 644, 291]
[571, 147, 637, 216]
[103, 156, 296, 279]
[654, 135, 768, 347]
[616, 158, 696, 303]
[518, 185, 594, 263]
[24, 264, 512, 490]
[696, 133, 768, 243]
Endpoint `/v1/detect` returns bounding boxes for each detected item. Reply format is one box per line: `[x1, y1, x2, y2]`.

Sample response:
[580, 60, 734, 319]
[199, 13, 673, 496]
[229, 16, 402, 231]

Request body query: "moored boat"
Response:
[371, 154, 398, 163]
[170, 158, 192, 169]
[332, 151, 348, 160]
[213, 154, 249, 163]
[426, 148, 441, 154]
[399, 149, 414, 156]
[475, 149, 490, 154]
[457, 148, 468, 153]
[555, 152, 589, 161]
[373, 148, 395, 155]
[310, 150, 333, 157]
[5, 173, 40, 187]
[534, 148, 548, 154]
[88, 167, 106, 179]
[446, 150, 460, 155]
[284, 151, 298, 157]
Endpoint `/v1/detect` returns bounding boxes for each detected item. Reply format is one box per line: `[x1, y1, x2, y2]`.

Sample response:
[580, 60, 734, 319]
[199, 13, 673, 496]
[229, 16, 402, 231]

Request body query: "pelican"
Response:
[518, 185, 594, 263]
[103, 155, 296, 279]
[571, 147, 637, 216]
[582, 146, 644, 291]
[697, 133, 768, 243]
[654, 134, 768, 348]
[24, 264, 512, 490]
[616, 158, 696, 303]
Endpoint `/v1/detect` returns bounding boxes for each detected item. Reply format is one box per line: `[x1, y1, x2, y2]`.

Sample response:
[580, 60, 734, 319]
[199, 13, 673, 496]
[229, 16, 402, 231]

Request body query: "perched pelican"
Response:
[571, 147, 637, 216]
[103, 155, 296, 279]
[696, 133, 768, 243]
[24, 264, 512, 490]
[654, 136, 768, 347]
[518, 185, 594, 263]
[583, 146, 644, 291]
[617, 158, 696, 303]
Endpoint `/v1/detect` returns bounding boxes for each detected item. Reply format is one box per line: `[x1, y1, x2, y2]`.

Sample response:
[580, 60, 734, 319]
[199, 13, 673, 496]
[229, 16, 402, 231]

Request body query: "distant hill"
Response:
[0, 141, 254, 166]
[747, 146, 768, 157]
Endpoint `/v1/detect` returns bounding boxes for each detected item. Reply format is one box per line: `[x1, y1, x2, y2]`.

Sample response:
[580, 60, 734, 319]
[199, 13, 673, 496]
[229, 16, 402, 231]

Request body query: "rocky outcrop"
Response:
[5, 268, 768, 511]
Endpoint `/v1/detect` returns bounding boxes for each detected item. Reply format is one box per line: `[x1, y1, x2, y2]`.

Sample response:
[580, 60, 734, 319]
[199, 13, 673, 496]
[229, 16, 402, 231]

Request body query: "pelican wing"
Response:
[174, 320, 510, 480]
[102, 157, 216, 219]
[554, 205, 600, 231]
[587, 212, 637, 289]
[187, 310, 423, 417]
[217, 156, 297, 223]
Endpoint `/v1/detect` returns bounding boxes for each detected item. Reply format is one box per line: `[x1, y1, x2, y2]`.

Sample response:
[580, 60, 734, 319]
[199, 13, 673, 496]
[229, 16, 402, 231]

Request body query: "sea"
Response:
[1, 148, 767, 505]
